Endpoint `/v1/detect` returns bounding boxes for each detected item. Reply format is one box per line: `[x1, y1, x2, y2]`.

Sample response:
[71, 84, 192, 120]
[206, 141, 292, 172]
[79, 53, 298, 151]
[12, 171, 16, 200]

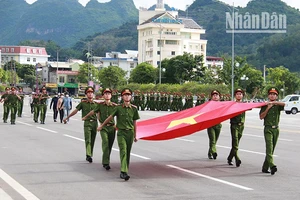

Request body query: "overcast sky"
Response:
[25, 0, 300, 10]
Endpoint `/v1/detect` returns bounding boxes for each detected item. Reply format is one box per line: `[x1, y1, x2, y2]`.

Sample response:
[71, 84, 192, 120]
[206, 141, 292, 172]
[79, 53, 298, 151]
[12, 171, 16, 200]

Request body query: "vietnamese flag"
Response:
[136, 101, 266, 141]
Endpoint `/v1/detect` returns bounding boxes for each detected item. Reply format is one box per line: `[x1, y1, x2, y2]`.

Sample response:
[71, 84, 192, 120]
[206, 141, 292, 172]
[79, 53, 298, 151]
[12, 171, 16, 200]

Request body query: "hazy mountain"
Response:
[0, 0, 138, 47]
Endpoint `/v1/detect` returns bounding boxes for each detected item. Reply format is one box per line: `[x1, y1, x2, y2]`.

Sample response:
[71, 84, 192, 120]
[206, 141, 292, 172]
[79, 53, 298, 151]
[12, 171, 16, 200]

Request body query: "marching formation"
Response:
[0, 86, 285, 180]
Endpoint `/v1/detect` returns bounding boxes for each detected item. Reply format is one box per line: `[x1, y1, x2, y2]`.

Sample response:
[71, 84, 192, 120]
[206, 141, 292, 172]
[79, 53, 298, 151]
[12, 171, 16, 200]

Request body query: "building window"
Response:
[26, 48, 31, 53]
[39, 49, 42, 54]
[157, 40, 163, 47]
[59, 76, 65, 83]
[130, 63, 134, 68]
[1, 57, 3, 63]
[33, 58, 36, 62]
[11, 48, 14, 53]
[33, 49, 36, 54]
[1, 48, 5, 52]
[6, 48, 9, 52]
[184, 45, 186, 49]
[157, 61, 161, 66]
[157, 51, 160, 55]
[166, 40, 177, 45]
[44, 78, 46, 81]
[27, 57, 30, 62]
[171, 51, 175, 55]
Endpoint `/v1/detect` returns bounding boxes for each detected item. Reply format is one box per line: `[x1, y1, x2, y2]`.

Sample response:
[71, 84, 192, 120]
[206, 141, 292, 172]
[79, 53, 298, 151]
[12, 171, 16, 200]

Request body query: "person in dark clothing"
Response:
[50, 94, 59, 122]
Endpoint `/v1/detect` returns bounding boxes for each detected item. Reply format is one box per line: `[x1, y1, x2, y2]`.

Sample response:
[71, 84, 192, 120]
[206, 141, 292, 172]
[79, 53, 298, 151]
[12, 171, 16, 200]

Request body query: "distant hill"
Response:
[0, 0, 138, 47]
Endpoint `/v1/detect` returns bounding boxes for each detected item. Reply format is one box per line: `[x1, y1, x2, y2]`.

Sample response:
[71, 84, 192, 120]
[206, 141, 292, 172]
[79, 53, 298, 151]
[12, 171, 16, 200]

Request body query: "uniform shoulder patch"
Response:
[131, 104, 137, 108]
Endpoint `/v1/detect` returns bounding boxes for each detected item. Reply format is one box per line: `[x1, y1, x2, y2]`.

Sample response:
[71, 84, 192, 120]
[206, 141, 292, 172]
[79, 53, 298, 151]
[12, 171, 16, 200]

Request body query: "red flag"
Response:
[136, 101, 266, 141]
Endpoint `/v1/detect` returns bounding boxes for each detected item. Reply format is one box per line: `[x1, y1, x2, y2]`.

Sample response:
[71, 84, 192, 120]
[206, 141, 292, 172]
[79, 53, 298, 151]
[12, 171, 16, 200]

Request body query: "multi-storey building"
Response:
[91, 50, 138, 81]
[137, 0, 207, 68]
[0, 46, 49, 66]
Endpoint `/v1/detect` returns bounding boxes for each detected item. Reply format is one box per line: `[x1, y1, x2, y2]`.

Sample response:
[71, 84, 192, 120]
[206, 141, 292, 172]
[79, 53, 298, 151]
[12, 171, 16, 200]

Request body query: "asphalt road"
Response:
[0, 99, 300, 200]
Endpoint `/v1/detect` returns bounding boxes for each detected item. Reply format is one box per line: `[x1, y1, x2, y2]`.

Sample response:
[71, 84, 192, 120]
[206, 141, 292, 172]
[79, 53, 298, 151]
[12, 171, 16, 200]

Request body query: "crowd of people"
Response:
[0, 85, 285, 180]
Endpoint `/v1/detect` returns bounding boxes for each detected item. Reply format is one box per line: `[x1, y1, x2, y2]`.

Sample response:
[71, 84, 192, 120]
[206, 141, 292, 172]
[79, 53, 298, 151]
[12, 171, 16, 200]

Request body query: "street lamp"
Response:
[159, 23, 162, 84]
[230, 2, 235, 101]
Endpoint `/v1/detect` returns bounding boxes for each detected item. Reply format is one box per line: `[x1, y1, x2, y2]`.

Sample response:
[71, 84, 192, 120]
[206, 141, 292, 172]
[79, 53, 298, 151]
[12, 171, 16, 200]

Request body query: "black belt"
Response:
[265, 125, 278, 129]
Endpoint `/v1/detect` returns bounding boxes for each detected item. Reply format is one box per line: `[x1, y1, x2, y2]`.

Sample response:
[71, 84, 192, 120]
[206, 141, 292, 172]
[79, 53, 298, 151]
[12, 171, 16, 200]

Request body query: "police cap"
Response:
[234, 88, 244, 95]
[85, 86, 94, 94]
[102, 88, 112, 95]
[268, 87, 279, 95]
[210, 90, 220, 96]
[121, 88, 132, 96]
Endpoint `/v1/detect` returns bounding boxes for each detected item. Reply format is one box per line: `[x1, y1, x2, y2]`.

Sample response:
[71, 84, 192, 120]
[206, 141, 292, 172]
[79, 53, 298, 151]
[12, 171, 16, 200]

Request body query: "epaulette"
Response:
[131, 104, 137, 108]
[111, 102, 118, 106]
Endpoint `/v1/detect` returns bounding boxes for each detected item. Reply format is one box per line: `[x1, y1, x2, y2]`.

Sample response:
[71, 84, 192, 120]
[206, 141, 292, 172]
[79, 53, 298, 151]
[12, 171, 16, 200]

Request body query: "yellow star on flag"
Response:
[167, 114, 203, 129]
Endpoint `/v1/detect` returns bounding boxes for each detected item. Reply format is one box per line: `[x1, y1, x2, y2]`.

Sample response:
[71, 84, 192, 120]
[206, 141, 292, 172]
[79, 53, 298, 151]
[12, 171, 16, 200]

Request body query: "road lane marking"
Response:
[0, 168, 40, 200]
[217, 145, 278, 157]
[17, 121, 33, 127]
[63, 134, 151, 160]
[167, 165, 253, 191]
[243, 134, 292, 142]
[64, 134, 84, 142]
[36, 127, 58, 133]
[175, 138, 195, 142]
[0, 188, 13, 200]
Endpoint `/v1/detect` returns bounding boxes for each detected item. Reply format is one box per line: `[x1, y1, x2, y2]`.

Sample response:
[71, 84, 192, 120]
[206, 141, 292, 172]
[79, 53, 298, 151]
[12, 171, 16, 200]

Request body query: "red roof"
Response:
[206, 56, 223, 61]
[0, 46, 48, 56]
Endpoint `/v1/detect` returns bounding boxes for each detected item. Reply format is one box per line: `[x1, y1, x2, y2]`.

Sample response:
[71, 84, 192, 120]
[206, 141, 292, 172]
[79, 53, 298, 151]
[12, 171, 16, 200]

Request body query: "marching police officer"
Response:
[227, 88, 245, 167]
[64, 86, 98, 163]
[260, 87, 285, 175]
[207, 90, 222, 159]
[0, 87, 10, 123]
[98, 88, 140, 181]
[39, 86, 50, 124]
[17, 86, 25, 117]
[7, 87, 21, 124]
[83, 88, 117, 170]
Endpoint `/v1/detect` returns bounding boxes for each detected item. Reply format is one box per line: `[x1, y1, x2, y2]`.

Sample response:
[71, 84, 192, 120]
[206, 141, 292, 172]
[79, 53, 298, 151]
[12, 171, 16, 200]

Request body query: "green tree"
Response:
[130, 62, 157, 84]
[266, 66, 300, 96]
[0, 68, 8, 83]
[98, 66, 126, 88]
[164, 53, 205, 84]
[77, 63, 98, 84]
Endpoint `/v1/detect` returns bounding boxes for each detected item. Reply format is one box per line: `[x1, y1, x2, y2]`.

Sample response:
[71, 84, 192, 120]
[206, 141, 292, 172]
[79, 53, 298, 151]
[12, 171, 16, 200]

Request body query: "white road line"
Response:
[36, 127, 58, 133]
[63, 135, 151, 160]
[175, 138, 195, 142]
[243, 133, 293, 142]
[217, 145, 278, 157]
[0, 168, 40, 200]
[64, 134, 84, 142]
[167, 165, 253, 191]
[0, 188, 13, 200]
[17, 121, 33, 127]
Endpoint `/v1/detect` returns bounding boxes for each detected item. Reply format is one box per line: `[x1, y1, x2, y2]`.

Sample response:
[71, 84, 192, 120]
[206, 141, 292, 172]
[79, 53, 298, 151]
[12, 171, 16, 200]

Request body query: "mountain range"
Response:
[1, 0, 300, 72]
[0, 0, 138, 47]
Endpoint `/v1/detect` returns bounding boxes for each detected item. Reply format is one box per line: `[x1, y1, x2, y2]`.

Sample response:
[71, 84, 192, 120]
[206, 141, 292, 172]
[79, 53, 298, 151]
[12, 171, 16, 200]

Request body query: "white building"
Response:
[137, 0, 207, 67]
[91, 50, 138, 81]
[0, 46, 49, 66]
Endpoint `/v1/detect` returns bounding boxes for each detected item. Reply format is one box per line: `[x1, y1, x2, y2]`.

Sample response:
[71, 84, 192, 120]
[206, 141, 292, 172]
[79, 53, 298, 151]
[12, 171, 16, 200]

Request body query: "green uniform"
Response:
[7, 94, 19, 124]
[1, 93, 10, 123]
[227, 112, 245, 163]
[94, 102, 117, 166]
[39, 94, 48, 124]
[111, 103, 140, 173]
[76, 100, 98, 158]
[17, 93, 25, 117]
[260, 104, 284, 171]
[207, 124, 222, 158]
[32, 96, 40, 122]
